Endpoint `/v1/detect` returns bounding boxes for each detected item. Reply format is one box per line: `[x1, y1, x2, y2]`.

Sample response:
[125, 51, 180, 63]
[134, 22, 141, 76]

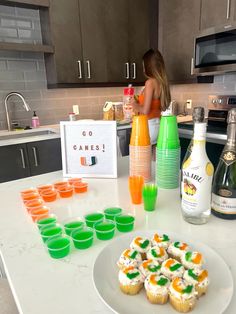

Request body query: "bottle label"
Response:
[221, 150, 236, 166]
[182, 161, 213, 215]
[212, 193, 236, 214]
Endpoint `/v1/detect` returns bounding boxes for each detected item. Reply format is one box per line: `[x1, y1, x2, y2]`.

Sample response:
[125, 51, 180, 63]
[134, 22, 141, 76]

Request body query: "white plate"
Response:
[93, 230, 233, 314]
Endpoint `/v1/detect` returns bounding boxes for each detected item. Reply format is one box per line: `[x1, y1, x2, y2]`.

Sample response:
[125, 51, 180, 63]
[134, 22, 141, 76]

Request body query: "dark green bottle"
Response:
[212, 108, 236, 220]
[180, 107, 205, 198]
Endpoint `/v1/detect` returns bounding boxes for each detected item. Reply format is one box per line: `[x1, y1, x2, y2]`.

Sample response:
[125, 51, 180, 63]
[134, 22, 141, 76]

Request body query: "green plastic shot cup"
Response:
[84, 212, 104, 228]
[46, 236, 70, 259]
[142, 184, 158, 211]
[94, 219, 115, 240]
[71, 227, 94, 249]
[40, 224, 63, 242]
[63, 218, 84, 236]
[103, 207, 122, 220]
[36, 214, 57, 230]
[157, 115, 180, 149]
[115, 215, 135, 232]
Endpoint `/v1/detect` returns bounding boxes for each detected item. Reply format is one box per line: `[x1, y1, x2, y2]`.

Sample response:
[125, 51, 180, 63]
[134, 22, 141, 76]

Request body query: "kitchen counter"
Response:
[0, 157, 235, 314]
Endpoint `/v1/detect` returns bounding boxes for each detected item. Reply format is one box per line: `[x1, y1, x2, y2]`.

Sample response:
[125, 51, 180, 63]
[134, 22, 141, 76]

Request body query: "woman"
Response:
[132, 49, 171, 145]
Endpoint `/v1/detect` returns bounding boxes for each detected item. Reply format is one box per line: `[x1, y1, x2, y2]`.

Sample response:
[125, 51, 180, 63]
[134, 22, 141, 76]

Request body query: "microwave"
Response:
[192, 27, 236, 76]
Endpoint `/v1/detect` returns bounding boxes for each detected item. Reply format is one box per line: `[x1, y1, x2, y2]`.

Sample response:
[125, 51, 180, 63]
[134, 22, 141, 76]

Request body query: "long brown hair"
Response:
[143, 49, 171, 112]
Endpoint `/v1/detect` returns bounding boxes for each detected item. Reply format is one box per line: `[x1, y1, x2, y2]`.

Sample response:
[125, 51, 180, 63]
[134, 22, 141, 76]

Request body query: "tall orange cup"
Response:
[129, 175, 144, 205]
[130, 115, 151, 146]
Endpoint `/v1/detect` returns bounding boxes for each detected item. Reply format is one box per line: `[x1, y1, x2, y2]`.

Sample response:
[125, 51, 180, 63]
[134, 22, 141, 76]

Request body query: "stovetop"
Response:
[178, 121, 227, 135]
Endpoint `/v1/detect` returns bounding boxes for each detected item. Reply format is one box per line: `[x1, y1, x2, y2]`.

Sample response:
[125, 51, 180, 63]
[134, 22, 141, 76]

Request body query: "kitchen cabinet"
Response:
[44, 0, 156, 86]
[158, 0, 201, 83]
[26, 138, 62, 176]
[200, 0, 236, 31]
[0, 138, 62, 183]
[0, 143, 30, 183]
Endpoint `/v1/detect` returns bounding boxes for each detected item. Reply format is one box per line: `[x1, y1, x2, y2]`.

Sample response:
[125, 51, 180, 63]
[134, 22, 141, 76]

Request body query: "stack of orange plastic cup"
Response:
[129, 115, 151, 182]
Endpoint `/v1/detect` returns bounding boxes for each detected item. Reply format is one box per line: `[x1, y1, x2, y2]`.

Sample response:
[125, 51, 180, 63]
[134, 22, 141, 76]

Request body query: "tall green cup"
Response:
[157, 115, 180, 149]
[142, 184, 158, 211]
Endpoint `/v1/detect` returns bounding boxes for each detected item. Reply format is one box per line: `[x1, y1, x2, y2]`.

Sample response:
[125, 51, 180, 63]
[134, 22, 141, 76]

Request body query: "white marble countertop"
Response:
[0, 157, 235, 314]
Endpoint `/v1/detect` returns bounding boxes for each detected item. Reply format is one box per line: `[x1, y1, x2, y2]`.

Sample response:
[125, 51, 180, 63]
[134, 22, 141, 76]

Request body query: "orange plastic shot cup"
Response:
[58, 186, 73, 198]
[37, 184, 53, 195]
[53, 181, 68, 190]
[130, 115, 151, 146]
[25, 198, 44, 213]
[30, 206, 50, 222]
[22, 192, 40, 203]
[68, 178, 82, 186]
[129, 175, 144, 205]
[41, 189, 57, 202]
[73, 182, 88, 193]
[21, 188, 38, 198]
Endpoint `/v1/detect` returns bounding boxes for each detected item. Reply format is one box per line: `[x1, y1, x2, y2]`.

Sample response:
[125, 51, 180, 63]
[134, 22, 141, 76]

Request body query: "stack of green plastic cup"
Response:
[156, 115, 180, 189]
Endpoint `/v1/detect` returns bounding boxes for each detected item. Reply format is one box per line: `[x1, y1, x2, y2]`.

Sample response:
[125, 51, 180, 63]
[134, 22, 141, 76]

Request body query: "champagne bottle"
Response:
[212, 108, 236, 219]
[181, 120, 214, 224]
[180, 107, 205, 197]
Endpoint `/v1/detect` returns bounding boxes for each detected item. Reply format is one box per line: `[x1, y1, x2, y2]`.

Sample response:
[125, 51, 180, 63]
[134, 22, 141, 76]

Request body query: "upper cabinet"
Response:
[44, 0, 156, 87]
[158, 0, 201, 83]
[200, 0, 236, 31]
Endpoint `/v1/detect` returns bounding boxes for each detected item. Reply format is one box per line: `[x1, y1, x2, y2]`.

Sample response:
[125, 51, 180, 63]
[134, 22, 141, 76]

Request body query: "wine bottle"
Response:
[181, 121, 214, 224]
[180, 107, 205, 197]
[212, 108, 236, 219]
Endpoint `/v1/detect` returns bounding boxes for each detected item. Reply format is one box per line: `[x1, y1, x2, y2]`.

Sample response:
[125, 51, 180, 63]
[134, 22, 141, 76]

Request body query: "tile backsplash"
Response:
[1, 5, 236, 130]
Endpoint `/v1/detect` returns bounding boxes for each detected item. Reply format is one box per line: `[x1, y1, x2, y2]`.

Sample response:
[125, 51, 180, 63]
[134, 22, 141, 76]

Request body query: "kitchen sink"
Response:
[0, 129, 57, 140]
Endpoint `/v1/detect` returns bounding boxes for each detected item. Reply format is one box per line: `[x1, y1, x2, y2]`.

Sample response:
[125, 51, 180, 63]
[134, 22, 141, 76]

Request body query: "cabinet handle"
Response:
[125, 62, 129, 79]
[19, 148, 26, 169]
[132, 63, 136, 79]
[32, 147, 39, 167]
[77, 60, 82, 79]
[227, 0, 231, 19]
[86, 60, 91, 79]
[190, 57, 194, 75]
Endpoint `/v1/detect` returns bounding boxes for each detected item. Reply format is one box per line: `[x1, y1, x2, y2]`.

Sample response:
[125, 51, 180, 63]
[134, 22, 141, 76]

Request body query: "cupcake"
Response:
[119, 266, 144, 295]
[181, 251, 204, 270]
[151, 233, 170, 249]
[139, 259, 161, 278]
[168, 241, 190, 261]
[117, 248, 142, 270]
[161, 258, 185, 280]
[183, 269, 209, 297]
[147, 246, 168, 263]
[169, 277, 197, 313]
[145, 274, 170, 304]
[130, 236, 151, 259]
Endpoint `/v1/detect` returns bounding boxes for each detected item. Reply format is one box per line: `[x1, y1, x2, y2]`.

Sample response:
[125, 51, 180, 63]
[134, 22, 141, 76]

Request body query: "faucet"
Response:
[4, 92, 31, 131]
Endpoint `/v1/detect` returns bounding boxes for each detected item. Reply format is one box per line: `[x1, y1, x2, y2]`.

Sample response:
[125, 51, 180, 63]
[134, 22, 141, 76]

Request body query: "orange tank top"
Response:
[138, 94, 161, 120]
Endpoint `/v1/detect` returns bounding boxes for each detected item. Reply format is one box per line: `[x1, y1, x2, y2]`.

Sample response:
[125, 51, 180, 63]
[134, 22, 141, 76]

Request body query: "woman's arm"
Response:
[132, 79, 154, 115]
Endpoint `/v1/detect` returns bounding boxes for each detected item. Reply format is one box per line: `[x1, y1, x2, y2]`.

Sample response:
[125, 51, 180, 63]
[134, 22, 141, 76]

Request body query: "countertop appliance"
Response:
[193, 27, 236, 76]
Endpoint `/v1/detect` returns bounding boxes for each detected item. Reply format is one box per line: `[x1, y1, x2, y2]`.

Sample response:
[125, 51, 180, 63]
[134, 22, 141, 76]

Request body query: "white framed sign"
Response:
[60, 120, 117, 178]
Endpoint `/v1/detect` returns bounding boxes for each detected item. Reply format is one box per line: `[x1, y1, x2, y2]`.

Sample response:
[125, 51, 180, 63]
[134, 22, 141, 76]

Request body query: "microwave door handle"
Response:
[227, 0, 231, 19]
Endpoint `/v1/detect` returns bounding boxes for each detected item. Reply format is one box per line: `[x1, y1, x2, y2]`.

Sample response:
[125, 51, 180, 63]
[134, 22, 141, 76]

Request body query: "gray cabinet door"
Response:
[128, 0, 150, 83]
[27, 139, 62, 176]
[47, 0, 83, 84]
[79, 0, 108, 83]
[200, 0, 233, 31]
[159, 0, 201, 83]
[0, 144, 30, 183]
